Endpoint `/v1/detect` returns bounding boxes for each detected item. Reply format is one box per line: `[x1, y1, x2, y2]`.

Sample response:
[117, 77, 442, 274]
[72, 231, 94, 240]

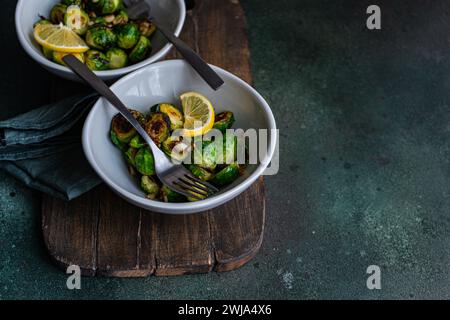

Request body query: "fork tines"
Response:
[169, 172, 219, 200]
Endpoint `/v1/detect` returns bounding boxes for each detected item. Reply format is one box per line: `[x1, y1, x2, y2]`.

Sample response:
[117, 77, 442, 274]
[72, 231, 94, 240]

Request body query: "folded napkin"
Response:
[0, 93, 102, 200]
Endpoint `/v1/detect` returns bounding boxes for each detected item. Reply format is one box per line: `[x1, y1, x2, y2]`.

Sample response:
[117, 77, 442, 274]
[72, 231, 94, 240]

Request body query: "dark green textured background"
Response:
[1, 0, 449, 299]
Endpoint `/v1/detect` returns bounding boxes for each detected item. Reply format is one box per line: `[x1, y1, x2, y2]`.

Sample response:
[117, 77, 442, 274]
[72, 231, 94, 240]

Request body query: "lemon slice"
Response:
[34, 23, 89, 53]
[180, 92, 215, 137]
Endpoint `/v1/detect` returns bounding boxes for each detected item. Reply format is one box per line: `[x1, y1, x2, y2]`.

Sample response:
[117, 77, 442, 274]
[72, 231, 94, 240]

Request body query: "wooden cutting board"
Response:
[41, 0, 265, 277]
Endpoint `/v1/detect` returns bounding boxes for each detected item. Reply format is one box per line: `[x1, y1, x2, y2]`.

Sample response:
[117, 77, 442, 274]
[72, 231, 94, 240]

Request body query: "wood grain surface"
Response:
[42, 0, 265, 277]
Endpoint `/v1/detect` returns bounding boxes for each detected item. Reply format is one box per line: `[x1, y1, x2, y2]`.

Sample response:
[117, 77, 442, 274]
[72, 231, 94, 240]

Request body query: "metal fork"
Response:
[123, 0, 224, 90]
[63, 55, 218, 200]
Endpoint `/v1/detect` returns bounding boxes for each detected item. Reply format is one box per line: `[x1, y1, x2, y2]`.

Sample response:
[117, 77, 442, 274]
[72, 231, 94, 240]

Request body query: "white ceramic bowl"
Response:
[82, 60, 277, 214]
[15, 0, 185, 81]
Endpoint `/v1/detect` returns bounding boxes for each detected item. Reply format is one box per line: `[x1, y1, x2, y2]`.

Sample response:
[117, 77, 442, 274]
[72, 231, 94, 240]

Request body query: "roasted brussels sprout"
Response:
[115, 23, 140, 49]
[144, 113, 171, 146]
[111, 112, 135, 143]
[52, 52, 84, 66]
[133, 110, 146, 125]
[201, 141, 218, 170]
[213, 111, 235, 133]
[135, 147, 155, 175]
[129, 36, 151, 63]
[186, 164, 213, 181]
[103, 0, 123, 14]
[124, 147, 138, 166]
[114, 10, 129, 25]
[211, 162, 240, 187]
[151, 103, 184, 130]
[85, 50, 109, 70]
[86, 0, 123, 15]
[34, 19, 51, 28]
[222, 135, 238, 165]
[141, 176, 160, 199]
[50, 4, 68, 24]
[86, 26, 117, 50]
[111, 110, 145, 143]
[161, 185, 186, 203]
[193, 140, 218, 171]
[161, 136, 190, 162]
[110, 130, 127, 151]
[129, 135, 145, 149]
[106, 47, 128, 69]
[62, 0, 83, 6]
[138, 19, 156, 38]
[92, 16, 107, 26]
[64, 5, 90, 35]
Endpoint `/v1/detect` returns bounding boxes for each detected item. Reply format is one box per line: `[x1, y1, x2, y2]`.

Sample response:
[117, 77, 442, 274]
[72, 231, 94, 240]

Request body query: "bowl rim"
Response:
[82, 59, 277, 214]
[15, 0, 186, 77]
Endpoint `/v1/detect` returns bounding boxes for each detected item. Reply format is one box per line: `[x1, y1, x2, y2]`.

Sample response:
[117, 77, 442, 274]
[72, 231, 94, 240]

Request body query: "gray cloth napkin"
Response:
[0, 93, 102, 200]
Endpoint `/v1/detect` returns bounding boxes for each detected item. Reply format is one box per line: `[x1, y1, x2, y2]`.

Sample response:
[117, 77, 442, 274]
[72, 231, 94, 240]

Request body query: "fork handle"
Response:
[62, 55, 167, 165]
[155, 22, 224, 91]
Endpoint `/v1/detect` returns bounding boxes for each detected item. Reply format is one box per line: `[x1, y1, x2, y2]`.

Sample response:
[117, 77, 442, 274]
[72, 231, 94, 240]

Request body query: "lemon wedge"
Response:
[180, 92, 215, 137]
[34, 23, 89, 53]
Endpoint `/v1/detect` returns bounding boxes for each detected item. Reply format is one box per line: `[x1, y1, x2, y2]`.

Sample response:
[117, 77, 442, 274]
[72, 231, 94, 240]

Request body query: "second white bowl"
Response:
[15, 0, 186, 81]
[82, 60, 277, 214]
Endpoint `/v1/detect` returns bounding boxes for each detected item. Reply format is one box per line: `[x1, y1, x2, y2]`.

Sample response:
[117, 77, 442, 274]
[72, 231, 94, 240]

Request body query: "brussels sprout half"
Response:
[110, 129, 127, 151]
[106, 47, 128, 69]
[138, 19, 156, 38]
[135, 147, 155, 175]
[115, 23, 140, 49]
[161, 185, 186, 203]
[124, 147, 138, 167]
[144, 113, 171, 146]
[85, 50, 109, 70]
[111, 110, 145, 143]
[213, 111, 235, 133]
[141, 176, 160, 199]
[86, 26, 117, 50]
[222, 135, 238, 165]
[192, 140, 218, 171]
[64, 5, 90, 35]
[129, 36, 152, 63]
[151, 103, 184, 130]
[114, 10, 129, 25]
[92, 16, 107, 26]
[161, 136, 190, 162]
[132, 110, 146, 125]
[210, 163, 240, 187]
[129, 135, 145, 149]
[86, 0, 123, 15]
[50, 4, 67, 24]
[186, 164, 213, 181]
